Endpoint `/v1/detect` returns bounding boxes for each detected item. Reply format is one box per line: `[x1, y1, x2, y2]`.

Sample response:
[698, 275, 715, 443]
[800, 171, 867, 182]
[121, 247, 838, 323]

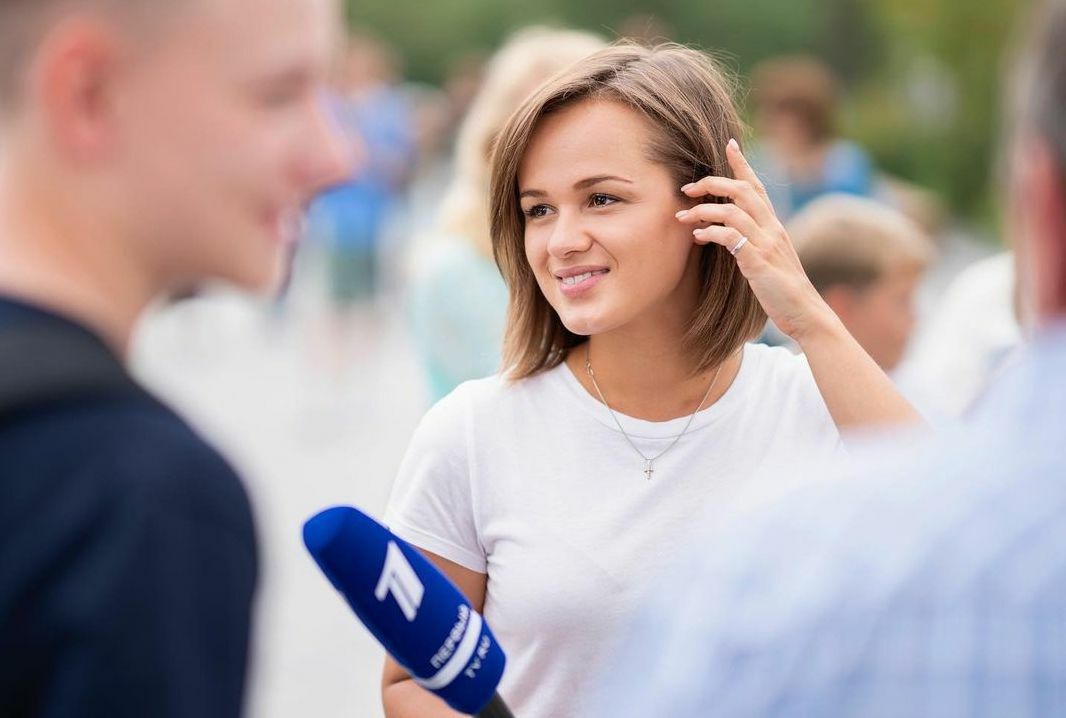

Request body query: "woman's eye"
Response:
[589, 193, 617, 208]
[524, 205, 551, 219]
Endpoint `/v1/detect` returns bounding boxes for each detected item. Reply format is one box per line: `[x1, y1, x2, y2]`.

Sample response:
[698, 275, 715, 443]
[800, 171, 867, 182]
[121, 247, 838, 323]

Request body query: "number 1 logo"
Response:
[374, 541, 425, 622]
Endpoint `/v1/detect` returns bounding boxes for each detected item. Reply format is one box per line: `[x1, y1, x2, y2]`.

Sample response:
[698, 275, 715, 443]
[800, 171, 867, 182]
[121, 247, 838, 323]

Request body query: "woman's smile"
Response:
[555, 266, 610, 297]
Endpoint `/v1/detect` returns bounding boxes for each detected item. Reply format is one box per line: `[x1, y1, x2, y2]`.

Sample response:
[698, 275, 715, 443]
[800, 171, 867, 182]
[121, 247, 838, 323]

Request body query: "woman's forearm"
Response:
[383, 678, 467, 718]
[795, 307, 924, 431]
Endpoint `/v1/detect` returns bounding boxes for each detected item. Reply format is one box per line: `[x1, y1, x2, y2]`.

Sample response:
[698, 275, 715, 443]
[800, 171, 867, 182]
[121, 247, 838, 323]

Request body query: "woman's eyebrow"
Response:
[520, 175, 635, 199]
[573, 175, 634, 189]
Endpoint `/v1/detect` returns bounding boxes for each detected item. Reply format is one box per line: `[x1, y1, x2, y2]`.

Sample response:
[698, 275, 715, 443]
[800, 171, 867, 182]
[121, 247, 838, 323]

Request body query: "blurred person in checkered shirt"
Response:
[592, 2, 1066, 716]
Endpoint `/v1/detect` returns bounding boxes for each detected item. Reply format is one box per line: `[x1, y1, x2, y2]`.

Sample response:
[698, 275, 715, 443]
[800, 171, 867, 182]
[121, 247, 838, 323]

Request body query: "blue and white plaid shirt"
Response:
[593, 327, 1066, 718]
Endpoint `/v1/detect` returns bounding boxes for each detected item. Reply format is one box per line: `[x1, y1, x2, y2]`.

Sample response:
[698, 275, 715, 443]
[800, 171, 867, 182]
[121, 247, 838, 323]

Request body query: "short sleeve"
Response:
[758, 345, 844, 453]
[384, 387, 487, 573]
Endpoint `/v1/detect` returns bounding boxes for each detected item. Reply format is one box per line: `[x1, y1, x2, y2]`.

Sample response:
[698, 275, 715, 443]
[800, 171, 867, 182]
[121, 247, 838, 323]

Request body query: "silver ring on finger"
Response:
[729, 235, 749, 256]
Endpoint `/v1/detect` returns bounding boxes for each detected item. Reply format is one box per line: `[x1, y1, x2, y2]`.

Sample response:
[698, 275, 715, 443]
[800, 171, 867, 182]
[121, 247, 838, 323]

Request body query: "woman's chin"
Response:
[558, 311, 616, 338]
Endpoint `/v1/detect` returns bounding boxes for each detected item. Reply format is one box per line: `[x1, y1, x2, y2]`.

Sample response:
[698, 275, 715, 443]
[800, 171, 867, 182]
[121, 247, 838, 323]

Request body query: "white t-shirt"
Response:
[384, 342, 842, 718]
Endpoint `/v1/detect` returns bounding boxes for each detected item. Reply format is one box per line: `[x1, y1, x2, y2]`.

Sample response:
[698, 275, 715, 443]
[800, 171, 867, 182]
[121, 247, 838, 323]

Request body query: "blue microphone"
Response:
[303, 506, 512, 717]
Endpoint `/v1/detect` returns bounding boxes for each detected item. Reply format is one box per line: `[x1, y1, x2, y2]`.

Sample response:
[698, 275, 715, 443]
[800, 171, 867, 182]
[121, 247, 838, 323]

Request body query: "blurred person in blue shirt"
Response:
[308, 31, 415, 308]
[593, 2, 1066, 716]
[749, 56, 876, 220]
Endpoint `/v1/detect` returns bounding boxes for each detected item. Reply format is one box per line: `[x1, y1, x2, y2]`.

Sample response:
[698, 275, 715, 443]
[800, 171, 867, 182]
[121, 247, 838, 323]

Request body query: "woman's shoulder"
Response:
[409, 371, 553, 455]
[744, 341, 808, 372]
[404, 377, 499, 458]
[740, 343, 840, 438]
[433, 363, 569, 414]
[425, 372, 517, 420]
[741, 342, 821, 393]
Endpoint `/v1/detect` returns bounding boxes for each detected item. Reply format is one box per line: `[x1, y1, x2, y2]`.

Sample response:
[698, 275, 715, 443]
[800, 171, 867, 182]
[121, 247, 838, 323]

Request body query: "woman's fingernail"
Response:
[675, 210, 689, 219]
[692, 228, 705, 238]
[681, 183, 695, 192]
[728, 138, 739, 151]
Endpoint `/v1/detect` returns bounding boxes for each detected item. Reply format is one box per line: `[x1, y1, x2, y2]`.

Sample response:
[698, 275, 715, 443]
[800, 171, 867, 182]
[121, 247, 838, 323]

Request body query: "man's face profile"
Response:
[110, 0, 351, 291]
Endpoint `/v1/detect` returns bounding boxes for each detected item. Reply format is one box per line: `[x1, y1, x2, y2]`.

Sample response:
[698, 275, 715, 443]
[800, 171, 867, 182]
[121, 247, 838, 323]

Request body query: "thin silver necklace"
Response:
[584, 345, 724, 480]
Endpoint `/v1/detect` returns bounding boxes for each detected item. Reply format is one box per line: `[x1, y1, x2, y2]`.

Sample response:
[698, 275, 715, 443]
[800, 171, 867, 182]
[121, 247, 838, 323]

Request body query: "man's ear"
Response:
[1013, 137, 1066, 321]
[35, 17, 123, 163]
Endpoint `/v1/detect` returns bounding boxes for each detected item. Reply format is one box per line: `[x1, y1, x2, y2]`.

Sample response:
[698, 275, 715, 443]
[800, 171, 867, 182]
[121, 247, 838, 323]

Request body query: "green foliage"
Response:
[345, 0, 880, 83]
[346, 0, 1029, 222]
[859, 0, 1024, 217]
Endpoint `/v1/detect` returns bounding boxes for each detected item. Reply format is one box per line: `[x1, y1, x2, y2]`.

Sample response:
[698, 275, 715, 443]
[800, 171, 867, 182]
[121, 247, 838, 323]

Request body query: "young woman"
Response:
[382, 43, 920, 718]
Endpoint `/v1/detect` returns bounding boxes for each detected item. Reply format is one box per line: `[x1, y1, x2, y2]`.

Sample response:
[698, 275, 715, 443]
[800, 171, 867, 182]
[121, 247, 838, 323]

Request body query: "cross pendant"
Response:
[643, 459, 654, 480]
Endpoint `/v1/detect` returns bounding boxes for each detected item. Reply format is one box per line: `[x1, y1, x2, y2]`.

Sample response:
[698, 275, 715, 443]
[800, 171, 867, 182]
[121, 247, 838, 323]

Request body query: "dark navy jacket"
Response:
[0, 298, 257, 717]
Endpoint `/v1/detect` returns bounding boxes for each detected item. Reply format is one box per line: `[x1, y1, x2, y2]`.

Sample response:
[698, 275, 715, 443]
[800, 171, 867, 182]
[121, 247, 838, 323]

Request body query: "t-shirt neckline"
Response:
[548, 343, 756, 440]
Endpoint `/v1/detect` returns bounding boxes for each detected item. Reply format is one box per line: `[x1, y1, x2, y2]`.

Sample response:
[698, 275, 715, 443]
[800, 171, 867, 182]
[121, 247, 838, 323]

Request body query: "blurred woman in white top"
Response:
[384, 43, 922, 718]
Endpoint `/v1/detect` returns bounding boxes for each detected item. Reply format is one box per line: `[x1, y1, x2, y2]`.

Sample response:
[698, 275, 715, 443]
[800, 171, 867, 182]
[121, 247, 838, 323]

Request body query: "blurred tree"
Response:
[344, 0, 880, 84]
[344, 0, 1028, 222]
[861, 0, 1025, 217]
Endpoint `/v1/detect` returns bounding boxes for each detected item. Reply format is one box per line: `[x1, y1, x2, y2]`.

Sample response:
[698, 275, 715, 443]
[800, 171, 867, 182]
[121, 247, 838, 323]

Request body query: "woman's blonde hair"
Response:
[437, 27, 606, 256]
[490, 43, 767, 380]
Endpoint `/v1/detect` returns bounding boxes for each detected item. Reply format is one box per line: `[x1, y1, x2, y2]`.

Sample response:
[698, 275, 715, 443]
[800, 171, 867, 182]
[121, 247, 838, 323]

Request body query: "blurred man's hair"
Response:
[0, 0, 158, 113]
[751, 56, 839, 142]
[788, 194, 935, 294]
[1014, 0, 1066, 176]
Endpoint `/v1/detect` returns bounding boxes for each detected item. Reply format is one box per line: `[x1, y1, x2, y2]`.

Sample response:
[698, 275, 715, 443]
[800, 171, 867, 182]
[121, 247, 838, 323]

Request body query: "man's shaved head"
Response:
[0, 0, 175, 112]
[0, 0, 348, 297]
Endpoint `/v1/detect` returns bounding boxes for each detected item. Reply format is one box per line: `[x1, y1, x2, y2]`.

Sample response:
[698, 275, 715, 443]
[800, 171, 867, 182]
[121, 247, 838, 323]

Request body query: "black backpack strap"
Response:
[0, 323, 151, 423]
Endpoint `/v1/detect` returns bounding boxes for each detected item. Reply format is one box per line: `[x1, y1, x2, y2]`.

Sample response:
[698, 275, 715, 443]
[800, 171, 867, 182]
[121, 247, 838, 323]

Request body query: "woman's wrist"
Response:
[790, 301, 848, 351]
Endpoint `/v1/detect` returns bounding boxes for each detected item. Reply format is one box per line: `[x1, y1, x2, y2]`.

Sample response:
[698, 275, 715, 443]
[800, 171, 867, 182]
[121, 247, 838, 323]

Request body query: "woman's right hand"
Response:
[675, 138, 835, 344]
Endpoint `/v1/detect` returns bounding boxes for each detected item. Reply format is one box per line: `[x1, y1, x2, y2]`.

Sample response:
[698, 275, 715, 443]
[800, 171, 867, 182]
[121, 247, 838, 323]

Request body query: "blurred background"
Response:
[127, 1, 1024, 714]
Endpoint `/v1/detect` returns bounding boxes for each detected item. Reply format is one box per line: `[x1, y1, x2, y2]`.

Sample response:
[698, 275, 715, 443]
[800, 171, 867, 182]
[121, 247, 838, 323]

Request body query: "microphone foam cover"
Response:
[304, 506, 506, 715]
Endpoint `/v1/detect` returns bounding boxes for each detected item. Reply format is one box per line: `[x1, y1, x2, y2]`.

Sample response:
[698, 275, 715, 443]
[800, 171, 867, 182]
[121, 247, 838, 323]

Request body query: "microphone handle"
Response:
[476, 692, 515, 718]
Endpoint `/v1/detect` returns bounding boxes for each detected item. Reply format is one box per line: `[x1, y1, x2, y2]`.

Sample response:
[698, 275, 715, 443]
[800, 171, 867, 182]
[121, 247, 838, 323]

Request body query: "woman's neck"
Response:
[564, 328, 743, 423]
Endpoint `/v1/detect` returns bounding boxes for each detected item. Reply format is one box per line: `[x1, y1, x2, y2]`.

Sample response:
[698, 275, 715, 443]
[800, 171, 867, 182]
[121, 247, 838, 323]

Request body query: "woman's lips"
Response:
[557, 268, 609, 298]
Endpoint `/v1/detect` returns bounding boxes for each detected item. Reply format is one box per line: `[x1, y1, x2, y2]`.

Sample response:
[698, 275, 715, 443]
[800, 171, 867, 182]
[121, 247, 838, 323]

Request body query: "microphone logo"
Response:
[374, 541, 426, 621]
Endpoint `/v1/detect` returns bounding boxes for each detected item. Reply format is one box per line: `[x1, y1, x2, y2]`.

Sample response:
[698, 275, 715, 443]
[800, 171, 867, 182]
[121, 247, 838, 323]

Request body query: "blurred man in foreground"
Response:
[0, 0, 349, 715]
[595, 1, 1066, 715]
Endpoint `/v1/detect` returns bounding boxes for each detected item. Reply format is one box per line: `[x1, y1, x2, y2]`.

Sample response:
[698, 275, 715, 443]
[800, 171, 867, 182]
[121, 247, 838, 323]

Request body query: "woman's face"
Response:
[518, 100, 702, 338]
